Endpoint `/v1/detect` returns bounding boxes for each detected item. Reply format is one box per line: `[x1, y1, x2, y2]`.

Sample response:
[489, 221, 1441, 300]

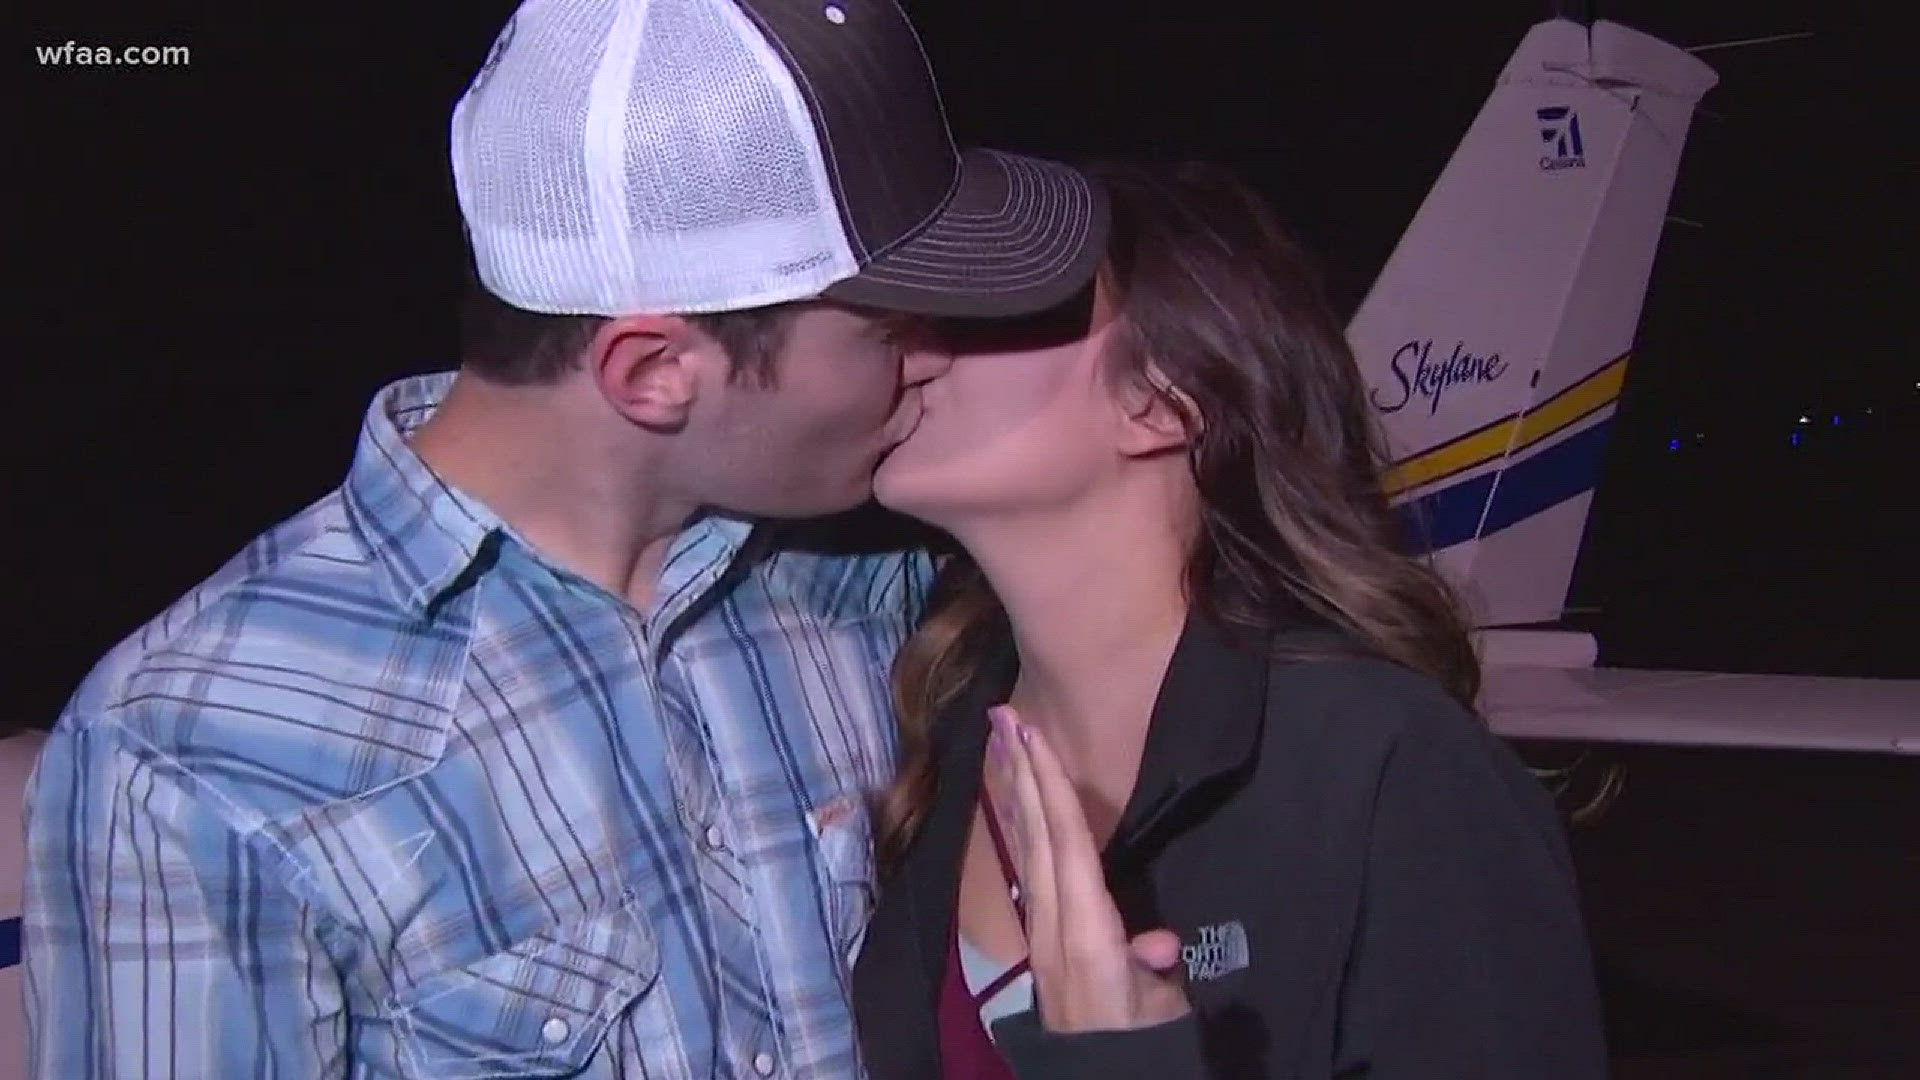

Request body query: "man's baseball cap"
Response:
[451, 0, 1108, 319]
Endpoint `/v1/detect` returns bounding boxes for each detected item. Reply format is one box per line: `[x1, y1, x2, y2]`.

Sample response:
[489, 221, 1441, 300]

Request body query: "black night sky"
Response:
[18, 0, 1915, 718]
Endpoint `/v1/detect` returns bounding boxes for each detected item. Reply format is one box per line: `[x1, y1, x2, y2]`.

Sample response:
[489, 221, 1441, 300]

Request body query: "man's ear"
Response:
[587, 314, 705, 431]
[1117, 366, 1199, 457]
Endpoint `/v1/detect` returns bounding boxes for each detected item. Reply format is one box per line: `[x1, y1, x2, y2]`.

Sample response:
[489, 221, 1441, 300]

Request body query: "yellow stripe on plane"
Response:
[1383, 354, 1630, 498]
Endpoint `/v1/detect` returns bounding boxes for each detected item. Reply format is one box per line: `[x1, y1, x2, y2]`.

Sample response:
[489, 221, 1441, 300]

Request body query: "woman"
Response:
[851, 160, 1607, 1079]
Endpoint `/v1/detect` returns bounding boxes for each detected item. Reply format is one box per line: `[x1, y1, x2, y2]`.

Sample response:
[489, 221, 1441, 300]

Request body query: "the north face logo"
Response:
[1182, 920, 1250, 982]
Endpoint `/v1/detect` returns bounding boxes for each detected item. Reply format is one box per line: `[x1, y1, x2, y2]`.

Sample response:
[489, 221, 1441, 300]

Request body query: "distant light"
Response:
[1797, 414, 1811, 424]
[1667, 438, 1681, 451]
[1832, 414, 1842, 426]
[1790, 431, 1803, 448]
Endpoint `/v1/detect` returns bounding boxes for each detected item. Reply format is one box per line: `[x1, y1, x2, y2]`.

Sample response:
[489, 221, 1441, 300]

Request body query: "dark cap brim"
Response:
[820, 148, 1109, 318]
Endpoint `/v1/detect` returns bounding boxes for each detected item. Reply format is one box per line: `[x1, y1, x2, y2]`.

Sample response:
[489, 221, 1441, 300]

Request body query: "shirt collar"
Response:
[342, 373, 762, 625]
[342, 373, 503, 618]
[645, 512, 760, 641]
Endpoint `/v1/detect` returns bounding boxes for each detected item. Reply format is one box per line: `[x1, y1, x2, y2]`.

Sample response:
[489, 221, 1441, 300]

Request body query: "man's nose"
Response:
[902, 345, 953, 388]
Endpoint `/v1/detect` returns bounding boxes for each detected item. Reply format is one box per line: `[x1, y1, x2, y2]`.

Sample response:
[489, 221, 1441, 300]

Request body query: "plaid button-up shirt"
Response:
[24, 373, 931, 1080]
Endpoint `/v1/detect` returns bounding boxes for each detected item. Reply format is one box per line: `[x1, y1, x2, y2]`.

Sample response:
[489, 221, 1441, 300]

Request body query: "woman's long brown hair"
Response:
[874, 160, 1480, 869]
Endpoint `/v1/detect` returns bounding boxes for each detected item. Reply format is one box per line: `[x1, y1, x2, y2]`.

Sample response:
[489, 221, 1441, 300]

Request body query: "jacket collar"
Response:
[1111, 613, 1274, 853]
[904, 609, 1279, 998]
[960, 610, 1275, 846]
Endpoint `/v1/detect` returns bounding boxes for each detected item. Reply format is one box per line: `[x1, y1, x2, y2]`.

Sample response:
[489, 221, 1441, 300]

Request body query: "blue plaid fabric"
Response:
[24, 373, 930, 1079]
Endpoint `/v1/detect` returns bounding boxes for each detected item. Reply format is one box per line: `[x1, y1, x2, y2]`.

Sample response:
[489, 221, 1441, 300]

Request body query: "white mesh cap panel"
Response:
[451, 0, 859, 316]
[618, 0, 857, 311]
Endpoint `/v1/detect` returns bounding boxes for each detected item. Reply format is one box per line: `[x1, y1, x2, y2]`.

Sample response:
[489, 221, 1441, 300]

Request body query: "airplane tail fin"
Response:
[1348, 19, 1717, 627]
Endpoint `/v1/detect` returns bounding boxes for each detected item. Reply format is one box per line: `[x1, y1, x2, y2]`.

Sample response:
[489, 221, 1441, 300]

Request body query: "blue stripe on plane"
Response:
[0, 915, 19, 969]
[1398, 417, 1615, 554]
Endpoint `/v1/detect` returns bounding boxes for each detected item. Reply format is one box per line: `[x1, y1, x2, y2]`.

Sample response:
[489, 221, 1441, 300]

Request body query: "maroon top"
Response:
[935, 797, 1030, 1079]
[937, 926, 1021, 1080]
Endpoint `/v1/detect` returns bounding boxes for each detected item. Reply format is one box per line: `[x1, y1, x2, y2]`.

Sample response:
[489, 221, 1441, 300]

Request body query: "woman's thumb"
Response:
[1129, 929, 1184, 973]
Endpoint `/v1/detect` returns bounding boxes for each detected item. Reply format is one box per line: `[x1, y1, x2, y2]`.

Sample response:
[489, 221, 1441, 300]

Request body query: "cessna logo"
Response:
[1537, 106, 1586, 171]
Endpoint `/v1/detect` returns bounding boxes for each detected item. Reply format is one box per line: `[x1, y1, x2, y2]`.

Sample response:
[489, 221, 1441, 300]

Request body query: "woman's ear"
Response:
[1116, 365, 1200, 457]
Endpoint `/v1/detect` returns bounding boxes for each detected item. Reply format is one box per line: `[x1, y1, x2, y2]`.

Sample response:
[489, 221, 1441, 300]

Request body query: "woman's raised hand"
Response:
[984, 705, 1191, 1034]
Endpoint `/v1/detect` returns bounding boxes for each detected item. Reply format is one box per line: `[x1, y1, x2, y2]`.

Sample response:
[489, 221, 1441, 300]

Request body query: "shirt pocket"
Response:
[391, 894, 663, 1080]
[810, 796, 877, 967]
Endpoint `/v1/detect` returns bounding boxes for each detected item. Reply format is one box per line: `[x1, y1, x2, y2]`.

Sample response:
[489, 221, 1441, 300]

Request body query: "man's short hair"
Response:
[458, 276, 799, 388]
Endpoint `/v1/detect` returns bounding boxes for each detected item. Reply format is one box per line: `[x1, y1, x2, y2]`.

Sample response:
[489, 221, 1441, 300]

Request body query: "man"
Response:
[0, 727, 40, 1080]
[22, 0, 1107, 1076]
